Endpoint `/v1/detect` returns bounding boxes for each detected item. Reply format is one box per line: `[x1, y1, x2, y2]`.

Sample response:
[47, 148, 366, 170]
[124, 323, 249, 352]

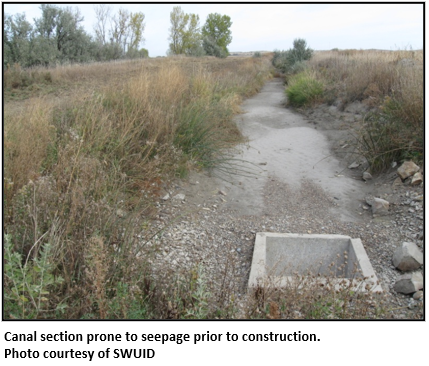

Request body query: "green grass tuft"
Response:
[286, 71, 324, 107]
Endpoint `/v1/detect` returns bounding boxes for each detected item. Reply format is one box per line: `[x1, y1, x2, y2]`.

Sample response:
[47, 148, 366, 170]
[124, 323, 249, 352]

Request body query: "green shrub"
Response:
[203, 36, 227, 58]
[4, 234, 65, 319]
[286, 71, 324, 107]
[272, 39, 313, 74]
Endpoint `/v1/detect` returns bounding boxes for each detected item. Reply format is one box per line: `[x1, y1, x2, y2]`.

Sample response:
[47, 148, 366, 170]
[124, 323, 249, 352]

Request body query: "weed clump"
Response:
[286, 71, 324, 107]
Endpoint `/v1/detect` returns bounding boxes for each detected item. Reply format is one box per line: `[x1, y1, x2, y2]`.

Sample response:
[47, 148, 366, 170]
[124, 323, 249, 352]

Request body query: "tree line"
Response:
[168, 7, 232, 58]
[3, 4, 233, 68]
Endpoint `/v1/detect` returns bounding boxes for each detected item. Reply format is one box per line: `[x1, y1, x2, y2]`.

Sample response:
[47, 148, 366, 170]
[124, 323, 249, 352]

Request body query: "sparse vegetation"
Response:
[244, 274, 386, 320]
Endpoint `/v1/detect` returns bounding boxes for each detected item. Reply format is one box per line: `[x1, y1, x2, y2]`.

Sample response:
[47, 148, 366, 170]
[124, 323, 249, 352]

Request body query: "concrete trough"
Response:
[248, 233, 382, 292]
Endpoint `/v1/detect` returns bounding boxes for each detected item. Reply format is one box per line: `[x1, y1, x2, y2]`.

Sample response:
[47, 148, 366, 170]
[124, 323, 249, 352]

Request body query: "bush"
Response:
[4, 234, 65, 319]
[272, 39, 313, 74]
[203, 37, 227, 58]
[285, 71, 324, 107]
[186, 43, 206, 57]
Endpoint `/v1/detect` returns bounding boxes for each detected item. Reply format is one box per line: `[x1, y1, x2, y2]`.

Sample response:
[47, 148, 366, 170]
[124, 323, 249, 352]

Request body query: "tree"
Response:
[32, 4, 92, 65]
[4, 13, 33, 67]
[111, 8, 130, 54]
[128, 12, 145, 54]
[202, 36, 226, 58]
[168, 6, 187, 54]
[182, 13, 201, 55]
[94, 4, 111, 45]
[201, 13, 232, 56]
[168, 6, 201, 55]
[110, 8, 145, 57]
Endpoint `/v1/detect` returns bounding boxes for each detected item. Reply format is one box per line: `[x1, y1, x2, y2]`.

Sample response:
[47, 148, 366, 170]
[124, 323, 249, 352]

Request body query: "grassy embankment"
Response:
[4, 55, 273, 319]
[283, 49, 423, 171]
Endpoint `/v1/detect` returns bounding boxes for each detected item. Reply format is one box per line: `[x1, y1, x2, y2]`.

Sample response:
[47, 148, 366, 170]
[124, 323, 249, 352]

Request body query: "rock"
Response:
[363, 171, 373, 181]
[348, 161, 360, 169]
[413, 291, 423, 301]
[161, 193, 170, 201]
[344, 101, 367, 114]
[372, 198, 389, 216]
[392, 177, 403, 186]
[218, 190, 227, 196]
[397, 161, 420, 180]
[412, 195, 423, 202]
[392, 242, 423, 271]
[394, 272, 423, 294]
[173, 193, 185, 201]
[411, 172, 423, 186]
[365, 195, 375, 206]
[116, 209, 126, 218]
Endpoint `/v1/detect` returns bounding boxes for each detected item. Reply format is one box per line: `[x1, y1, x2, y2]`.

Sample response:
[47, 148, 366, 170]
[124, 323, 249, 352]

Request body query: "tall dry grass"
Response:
[3, 55, 273, 319]
[308, 49, 423, 171]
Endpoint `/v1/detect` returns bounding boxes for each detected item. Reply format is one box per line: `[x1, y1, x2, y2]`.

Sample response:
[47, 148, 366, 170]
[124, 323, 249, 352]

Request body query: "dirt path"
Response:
[211, 78, 373, 221]
[148, 78, 423, 319]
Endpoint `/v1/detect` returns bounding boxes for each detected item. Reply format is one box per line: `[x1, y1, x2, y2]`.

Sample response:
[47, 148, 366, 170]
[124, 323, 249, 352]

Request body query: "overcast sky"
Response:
[3, 2, 424, 57]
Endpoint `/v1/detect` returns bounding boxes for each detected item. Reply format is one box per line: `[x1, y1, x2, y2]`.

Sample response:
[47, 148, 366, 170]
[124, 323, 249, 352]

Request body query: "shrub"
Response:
[4, 234, 65, 319]
[285, 71, 324, 107]
[272, 39, 313, 74]
[203, 36, 227, 58]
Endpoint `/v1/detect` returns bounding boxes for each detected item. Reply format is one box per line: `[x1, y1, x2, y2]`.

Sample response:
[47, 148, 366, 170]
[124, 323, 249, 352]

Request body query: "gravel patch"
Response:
[138, 79, 424, 319]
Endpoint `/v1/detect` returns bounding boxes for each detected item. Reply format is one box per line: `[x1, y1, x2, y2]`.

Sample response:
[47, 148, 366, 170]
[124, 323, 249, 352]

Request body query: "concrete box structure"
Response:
[248, 233, 382, 292]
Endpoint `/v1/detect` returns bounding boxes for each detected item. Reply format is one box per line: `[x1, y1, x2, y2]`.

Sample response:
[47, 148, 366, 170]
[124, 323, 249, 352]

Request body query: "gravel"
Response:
[137, 80, 424, 319]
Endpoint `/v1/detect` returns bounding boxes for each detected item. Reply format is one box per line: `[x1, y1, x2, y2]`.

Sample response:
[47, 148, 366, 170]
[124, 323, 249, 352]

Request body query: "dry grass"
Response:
[241, 253, 387, 320]
[4, 51, 419, 319]
[309, 49, 422, 107]
[308, 49, 423, 171]
[3, 55, 273, 319]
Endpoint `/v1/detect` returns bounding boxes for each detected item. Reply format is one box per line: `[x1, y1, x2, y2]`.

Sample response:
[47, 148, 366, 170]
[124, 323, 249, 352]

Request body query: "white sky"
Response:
[3, 2, 424, 57]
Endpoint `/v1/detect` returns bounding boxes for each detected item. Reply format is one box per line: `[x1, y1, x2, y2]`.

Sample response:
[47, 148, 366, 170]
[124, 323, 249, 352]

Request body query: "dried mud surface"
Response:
[144, 79, 424, 319]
